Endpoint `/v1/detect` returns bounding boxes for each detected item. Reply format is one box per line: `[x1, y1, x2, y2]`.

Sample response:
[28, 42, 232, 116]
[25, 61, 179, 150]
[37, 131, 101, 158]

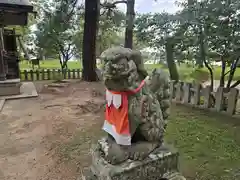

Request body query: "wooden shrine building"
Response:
[0, 0, 34, 96]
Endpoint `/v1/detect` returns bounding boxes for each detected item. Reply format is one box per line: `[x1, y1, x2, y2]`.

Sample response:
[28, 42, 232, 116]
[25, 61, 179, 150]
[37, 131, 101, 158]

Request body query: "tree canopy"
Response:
[16, 0, 240, 86]
[134, 0, 240, 88]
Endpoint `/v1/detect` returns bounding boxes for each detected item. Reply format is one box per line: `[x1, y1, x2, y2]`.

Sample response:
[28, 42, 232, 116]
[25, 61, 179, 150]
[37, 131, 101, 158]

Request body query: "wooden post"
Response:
[41, 69, 45, 80]
[36, 70, 40, 80]
[52, 69, 56, 80]
[227, 88, 239, 115]
[72, 69, 76, 79]
[30, 70, 34, 81]
[0, 27, 6, 81]
[67, 69, 71, 79]
[63, 69, 67, 79]
[77, 69, 81, 79]
[47, 69, 50, 80]
[24, 70, 28, 81]
[57, 69, 61, 78]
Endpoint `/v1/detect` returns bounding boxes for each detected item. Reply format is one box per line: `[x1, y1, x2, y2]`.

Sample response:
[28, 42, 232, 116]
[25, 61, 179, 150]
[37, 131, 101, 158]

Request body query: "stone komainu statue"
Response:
[99, 46, 171, 164]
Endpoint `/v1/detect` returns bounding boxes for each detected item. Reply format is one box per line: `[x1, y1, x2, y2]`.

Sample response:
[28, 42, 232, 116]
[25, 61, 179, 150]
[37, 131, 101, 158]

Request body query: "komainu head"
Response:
[100, 46, 148, 91]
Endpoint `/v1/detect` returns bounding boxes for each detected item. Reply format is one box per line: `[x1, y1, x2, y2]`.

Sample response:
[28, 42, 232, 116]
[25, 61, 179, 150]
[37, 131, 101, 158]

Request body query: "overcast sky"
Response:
[77, 0, 182, 14]
[117, 0, 181, 14]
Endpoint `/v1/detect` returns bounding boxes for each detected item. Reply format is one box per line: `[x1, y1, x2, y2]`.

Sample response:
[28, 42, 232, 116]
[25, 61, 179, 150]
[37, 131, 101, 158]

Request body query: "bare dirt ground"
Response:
[0, 80, 105, 180]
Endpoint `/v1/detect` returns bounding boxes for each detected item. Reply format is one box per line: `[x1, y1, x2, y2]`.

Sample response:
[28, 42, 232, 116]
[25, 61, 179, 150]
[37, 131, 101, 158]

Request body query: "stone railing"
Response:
[170, 81, 240, 116]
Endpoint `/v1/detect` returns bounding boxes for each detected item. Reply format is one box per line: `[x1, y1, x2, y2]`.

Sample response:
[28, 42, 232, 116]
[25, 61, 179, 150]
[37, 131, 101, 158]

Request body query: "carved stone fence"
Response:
[170, 81, 240, 116]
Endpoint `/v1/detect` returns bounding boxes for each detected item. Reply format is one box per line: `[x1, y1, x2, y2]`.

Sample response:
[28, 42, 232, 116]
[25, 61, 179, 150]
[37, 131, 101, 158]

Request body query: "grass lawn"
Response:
[58, 103, 240, 180]
[166, 105, 240, 180]
[19, 60, 240, 82]
[146, 64, 240, 82]
[179, 65, 240, 82]
[19, 60, 82, 70]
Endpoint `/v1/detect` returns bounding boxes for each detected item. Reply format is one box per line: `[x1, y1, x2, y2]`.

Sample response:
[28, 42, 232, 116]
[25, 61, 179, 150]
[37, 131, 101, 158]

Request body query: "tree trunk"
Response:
[124, 0, 135, 49]
[197, 25, 204, 68]
[203, 58, 214, 91]
[227, 58, 239, 88]
[82, 0, 99, 81]
[199, 27, 214, 90]
[231, 80, 240, 88]
[196, 57, 204, 68]
[58, 53, 64, 70]
[165, 38, 179, 81]
[17, 36, 30, 61]
[219, 56, 226, 87]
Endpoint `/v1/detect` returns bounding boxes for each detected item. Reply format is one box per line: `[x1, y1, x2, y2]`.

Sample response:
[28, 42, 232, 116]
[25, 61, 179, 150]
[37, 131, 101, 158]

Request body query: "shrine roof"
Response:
[0, 0, 33, 12]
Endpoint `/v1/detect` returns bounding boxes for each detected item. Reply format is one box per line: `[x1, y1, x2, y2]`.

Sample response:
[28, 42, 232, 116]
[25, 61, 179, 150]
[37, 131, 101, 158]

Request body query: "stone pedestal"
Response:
[84, 139, 186, 180]
[0, 78, 21, 96]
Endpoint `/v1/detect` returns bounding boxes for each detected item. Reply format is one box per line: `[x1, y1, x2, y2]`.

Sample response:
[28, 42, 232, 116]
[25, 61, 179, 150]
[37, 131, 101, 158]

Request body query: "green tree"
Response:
[135, 12, 180, 80]
[96, 7, 125, 56]
[101, 0, 135, 49]
[74, 2, 125, 59]
[34, 0, 79, 70]
[181, 0, 240, 89]
[135, 0, 240, 88]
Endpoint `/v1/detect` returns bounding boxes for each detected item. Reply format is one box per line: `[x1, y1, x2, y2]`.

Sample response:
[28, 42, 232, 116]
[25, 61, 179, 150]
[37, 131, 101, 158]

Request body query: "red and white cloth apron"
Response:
[102, 80, 146, 146]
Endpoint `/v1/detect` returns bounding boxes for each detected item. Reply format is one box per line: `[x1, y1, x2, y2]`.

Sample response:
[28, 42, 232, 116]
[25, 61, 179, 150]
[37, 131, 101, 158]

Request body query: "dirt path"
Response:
[0, 81, 105, 180]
